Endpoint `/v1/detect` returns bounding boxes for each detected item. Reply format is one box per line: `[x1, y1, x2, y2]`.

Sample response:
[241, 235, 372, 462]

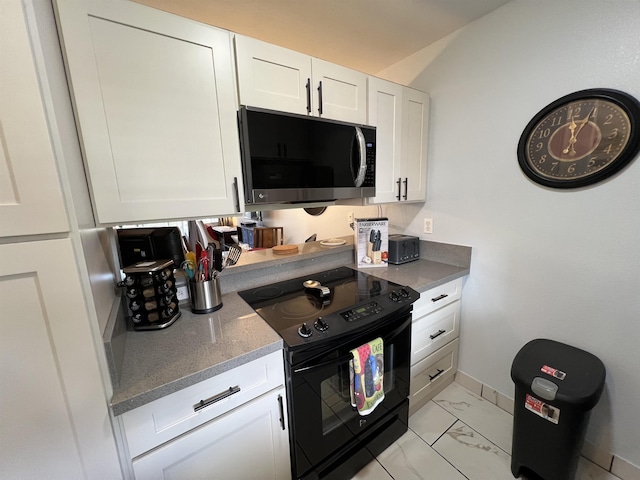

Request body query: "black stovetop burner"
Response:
[238, 266, 418, 350]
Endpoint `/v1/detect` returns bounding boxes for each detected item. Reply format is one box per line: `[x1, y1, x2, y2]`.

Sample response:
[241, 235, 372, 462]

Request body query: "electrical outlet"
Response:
[347, 211, 354, 224]
[424, 218, 433, 234]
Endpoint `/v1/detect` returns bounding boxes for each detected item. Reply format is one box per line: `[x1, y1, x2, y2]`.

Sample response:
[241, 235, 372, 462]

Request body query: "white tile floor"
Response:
[352, 382, 621, 480]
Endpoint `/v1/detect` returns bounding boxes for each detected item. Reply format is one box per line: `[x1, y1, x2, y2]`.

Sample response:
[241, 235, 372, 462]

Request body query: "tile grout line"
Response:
[407, 420, 471, 480]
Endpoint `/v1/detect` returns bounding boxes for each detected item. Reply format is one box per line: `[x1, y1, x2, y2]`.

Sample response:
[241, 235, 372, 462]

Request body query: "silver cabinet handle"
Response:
[193, 386, 241, 412]
[353, 127, 367, 187]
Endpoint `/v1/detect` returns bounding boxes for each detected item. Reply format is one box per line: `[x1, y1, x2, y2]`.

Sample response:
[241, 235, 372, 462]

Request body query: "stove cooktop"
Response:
[238, 267, 418, 350]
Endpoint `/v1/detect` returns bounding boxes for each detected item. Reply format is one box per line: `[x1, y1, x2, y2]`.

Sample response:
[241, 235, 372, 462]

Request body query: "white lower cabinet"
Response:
[409, 278, 464, 414]
[132, 386, 289, 480]
[410, 339, 459, 414]
[120, 350, 291, 479]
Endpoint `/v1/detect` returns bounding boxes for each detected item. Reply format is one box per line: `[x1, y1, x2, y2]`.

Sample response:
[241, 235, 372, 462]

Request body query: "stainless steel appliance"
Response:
[238, 106, 376, 206]
[238, 267, 419, 479]
[388, 234, 421, 264]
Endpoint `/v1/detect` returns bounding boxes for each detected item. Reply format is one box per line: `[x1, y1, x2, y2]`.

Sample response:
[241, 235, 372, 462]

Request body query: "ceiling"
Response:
[132, 0, 511, 75]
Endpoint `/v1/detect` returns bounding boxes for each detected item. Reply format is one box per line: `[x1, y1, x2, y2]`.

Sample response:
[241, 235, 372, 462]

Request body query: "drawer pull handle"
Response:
[194, 386, 241, 412]
[429, 329, 446, 340]
[432, 294, 448, 302]
[277, 394, 285, 430]
[429, 368, 445, 381]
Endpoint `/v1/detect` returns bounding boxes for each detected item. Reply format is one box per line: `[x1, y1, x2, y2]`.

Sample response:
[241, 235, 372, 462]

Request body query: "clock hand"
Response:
[574, 108, 593, 138]
[563, 116, 578, 155]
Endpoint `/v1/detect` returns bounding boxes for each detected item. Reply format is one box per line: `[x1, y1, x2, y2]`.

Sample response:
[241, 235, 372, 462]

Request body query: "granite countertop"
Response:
[107, 238, 471, 415]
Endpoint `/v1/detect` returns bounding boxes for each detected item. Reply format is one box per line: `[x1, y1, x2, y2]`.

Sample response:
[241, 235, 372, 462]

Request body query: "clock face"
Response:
[518, 89, 640, 188]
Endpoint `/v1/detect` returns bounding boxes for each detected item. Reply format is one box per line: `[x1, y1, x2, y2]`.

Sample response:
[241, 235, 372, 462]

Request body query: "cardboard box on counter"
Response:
[354, 218, 388, 268]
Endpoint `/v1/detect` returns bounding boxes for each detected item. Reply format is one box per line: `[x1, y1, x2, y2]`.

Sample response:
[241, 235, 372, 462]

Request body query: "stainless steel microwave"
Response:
[238, 106, 376, 206]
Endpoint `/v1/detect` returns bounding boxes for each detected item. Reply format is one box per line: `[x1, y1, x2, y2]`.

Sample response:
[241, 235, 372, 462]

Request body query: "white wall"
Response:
[380, 0, 640, 467]
[262, 204, 380, 244]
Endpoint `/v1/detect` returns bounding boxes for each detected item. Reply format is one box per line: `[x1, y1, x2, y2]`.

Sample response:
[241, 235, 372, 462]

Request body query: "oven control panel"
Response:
[341, 301, 383, 322]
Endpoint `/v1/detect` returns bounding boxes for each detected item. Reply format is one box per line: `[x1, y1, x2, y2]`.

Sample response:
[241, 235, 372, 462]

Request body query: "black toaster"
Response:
[388, 234, 420, 264]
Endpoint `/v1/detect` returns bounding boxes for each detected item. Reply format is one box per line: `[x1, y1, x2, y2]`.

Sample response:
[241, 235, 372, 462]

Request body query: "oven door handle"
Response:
[293, 315, 411, 374]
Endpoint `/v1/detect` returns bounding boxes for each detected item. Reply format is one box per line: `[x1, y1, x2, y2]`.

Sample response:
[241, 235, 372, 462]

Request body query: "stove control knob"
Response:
[400, 288, 410, 298]
[389, 292, 400, 302]
[298, 322, 313, 338]
[314, 317, 329, 332]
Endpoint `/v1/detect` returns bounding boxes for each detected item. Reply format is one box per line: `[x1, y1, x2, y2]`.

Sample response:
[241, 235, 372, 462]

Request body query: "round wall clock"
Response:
[517, 89, 640, 188]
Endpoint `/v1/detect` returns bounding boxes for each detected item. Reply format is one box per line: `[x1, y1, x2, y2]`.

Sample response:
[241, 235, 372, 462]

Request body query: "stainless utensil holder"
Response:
[189, 278, 222, 314]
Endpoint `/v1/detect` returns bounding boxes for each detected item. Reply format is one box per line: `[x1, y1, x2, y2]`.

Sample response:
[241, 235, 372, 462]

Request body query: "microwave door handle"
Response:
[354, 126, 367, 187]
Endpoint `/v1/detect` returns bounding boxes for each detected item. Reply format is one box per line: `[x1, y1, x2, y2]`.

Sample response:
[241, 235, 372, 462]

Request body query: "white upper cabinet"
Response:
[54, 0, 244, 224]
[367, 77, 429, 204]
[367, 77, 404, 204]
[0, 0, 69, 237]
[402, 87, 429, 202]
[235, 35, 367, 124]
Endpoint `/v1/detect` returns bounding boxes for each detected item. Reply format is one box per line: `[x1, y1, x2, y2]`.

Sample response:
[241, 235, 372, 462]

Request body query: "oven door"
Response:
[289, 312, 411, 479]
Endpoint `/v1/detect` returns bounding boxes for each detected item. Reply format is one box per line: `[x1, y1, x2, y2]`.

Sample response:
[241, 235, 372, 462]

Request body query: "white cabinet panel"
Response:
[412, 277, 463, 319]
[132, 387, 290, 480]
[235, 35, 367, 123]
[367, 77, 403, 203]
[122, 351, 285, 458]
[410, 339, 459, 414]
[411, 301, 460, 365]
[55, 0, 243, 224]
[366, 77, 429, 204]
[312, 58, 367, 124]
[0, 0, 68, 237]
[402, 88, 429, 202]
[0, 239, 121, 479]
[235, 35, 311, 116]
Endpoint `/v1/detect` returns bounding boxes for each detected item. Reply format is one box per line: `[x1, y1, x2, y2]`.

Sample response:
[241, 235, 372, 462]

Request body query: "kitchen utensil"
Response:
[225, 244, 242, 268]
[213, 244, 243, 278]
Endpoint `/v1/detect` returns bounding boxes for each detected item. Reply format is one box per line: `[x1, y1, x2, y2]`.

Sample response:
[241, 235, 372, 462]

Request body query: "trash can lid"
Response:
[511, 338, 606, 410]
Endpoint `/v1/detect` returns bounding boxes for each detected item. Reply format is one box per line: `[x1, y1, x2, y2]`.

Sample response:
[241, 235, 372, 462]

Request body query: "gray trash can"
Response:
[510, 339, 605, 480]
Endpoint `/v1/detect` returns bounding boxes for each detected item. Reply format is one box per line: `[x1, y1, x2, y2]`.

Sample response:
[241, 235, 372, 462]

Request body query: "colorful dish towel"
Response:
[350, 337, 384, 416]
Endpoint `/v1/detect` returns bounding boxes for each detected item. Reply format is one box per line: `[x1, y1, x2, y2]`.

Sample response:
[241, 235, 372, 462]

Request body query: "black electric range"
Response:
[239, 266, 420, 479]
[238, 266, 419, 353]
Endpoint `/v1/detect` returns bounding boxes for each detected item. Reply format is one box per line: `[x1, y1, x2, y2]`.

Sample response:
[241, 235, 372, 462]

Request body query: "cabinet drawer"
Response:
[410, 338, 459, 409]
[412, 278, 462, 318]
[122, 351, 284, 458]
[132, 387, 290, 480]
[411, 300, 460, 365]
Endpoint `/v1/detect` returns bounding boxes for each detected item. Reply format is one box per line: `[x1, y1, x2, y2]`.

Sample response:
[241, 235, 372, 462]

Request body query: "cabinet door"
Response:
[0, 239, 121, 479]
[0, 0, 68, 237]
[402, 88, 429, 202]
[235, 34, 312, 116]
[132, 387, 291, 480]
[367, 77, 403, 204]
[54, 0, 243, 224]
[312, 58, 367, 124]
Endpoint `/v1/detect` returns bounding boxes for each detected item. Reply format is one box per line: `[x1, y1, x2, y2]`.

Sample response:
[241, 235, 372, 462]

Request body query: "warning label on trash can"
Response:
[525, 394, 560, 424]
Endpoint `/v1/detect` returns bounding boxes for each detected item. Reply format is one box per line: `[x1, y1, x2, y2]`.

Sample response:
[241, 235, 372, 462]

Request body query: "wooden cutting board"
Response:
[272, 244, 299, 255]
